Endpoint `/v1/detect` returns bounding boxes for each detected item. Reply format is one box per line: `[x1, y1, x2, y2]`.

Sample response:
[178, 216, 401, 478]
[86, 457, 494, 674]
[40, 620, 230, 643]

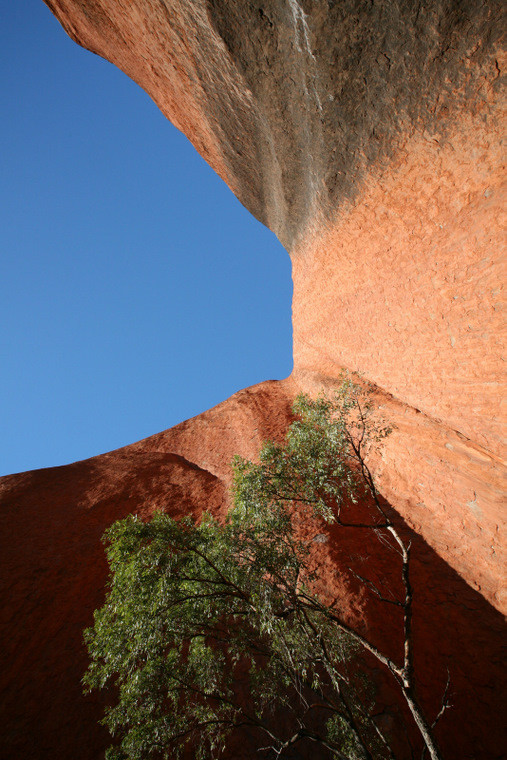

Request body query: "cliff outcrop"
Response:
[1, 2, 505, 758]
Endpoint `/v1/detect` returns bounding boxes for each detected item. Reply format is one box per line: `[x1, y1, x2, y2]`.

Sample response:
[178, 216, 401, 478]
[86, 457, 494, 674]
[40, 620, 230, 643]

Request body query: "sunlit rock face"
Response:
[1, 1, 505, 758]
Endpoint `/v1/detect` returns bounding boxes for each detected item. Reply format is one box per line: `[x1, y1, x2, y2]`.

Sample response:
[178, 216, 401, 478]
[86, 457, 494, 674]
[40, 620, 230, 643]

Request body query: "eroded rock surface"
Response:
[44, 1, 504, 246]
[1, 1, 505, 758]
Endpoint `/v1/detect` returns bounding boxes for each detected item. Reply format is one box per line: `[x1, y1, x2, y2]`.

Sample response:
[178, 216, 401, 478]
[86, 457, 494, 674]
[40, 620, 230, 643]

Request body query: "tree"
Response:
[84, 378, 447, 759]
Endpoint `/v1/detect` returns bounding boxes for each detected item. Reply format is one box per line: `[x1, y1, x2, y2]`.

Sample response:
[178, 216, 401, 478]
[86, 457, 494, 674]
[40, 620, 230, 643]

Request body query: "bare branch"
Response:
[349, 569, 403, 607]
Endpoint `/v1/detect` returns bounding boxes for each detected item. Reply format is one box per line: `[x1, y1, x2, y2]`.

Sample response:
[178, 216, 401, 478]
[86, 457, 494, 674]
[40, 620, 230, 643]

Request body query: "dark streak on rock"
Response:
[202, 0, 504, 247]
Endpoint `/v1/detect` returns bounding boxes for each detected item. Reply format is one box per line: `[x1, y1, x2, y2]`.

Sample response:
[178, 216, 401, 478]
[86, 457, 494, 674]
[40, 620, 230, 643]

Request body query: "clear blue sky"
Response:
[0, 2, 292, 476]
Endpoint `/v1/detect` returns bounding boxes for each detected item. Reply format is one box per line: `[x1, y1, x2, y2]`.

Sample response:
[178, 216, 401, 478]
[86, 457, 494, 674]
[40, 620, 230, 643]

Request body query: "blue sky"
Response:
[0, 2, 292, 476]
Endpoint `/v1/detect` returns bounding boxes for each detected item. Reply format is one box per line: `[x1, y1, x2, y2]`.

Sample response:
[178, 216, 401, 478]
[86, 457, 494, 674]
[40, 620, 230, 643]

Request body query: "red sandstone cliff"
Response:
[1, 2, 505, 758]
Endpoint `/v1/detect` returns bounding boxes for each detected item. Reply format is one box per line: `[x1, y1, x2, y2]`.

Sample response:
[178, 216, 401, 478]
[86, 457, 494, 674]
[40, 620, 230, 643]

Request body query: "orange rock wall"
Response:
[1, 1, 505, 758]
[292, 102, 506, 612]
[293, 112, 506, 455]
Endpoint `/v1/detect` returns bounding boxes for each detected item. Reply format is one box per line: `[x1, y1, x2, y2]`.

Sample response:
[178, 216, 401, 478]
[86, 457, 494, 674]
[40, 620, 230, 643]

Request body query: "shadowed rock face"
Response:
[1, 2, 505, 758]
[44, 0, 504, 249]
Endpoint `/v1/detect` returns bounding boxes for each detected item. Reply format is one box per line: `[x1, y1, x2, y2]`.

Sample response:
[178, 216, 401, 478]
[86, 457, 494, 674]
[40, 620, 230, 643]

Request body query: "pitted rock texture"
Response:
[1, 1, 506, 758]
[44, 0, 504, 250]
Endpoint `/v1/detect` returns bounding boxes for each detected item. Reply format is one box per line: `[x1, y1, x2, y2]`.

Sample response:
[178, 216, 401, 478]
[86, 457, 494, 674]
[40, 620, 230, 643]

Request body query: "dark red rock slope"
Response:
[0, 381, 295, 759]
[1, 2, 505, 758]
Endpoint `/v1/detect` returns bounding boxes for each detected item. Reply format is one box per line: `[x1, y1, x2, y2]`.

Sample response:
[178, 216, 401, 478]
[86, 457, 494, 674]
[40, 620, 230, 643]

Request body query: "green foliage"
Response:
[233, 376, 391, 526]
[84, 507, 368, 758]
[84, 379, 440, 759]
